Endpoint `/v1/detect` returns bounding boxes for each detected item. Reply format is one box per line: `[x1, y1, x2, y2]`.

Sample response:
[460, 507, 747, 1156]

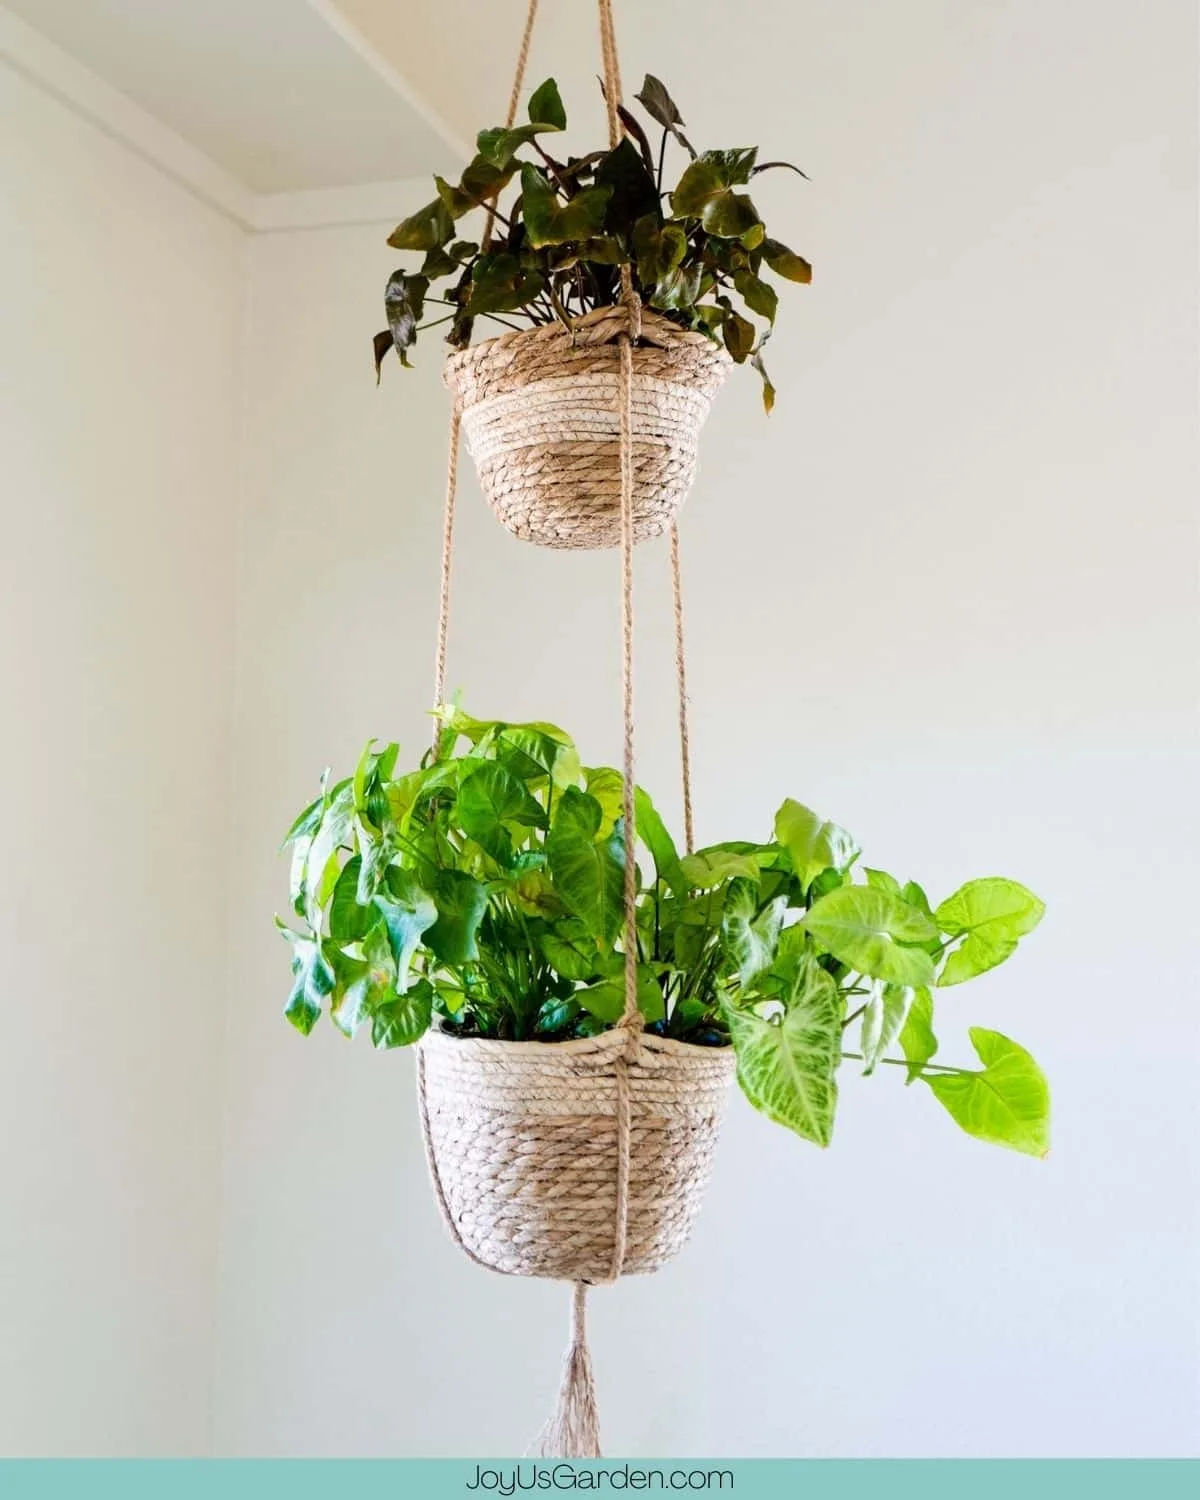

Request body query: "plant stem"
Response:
[842, 1003, 868, 1030]
[841, 1051, 968, 1075]
[656, 128, 668, 194]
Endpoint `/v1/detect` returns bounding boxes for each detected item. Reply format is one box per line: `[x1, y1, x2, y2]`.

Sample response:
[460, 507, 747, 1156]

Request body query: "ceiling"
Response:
[0, 0, 458, 192]
[0, 0, 794, 200]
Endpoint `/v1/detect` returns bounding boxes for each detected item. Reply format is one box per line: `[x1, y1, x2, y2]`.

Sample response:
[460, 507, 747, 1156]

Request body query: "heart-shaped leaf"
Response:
[387, 197, 453, 251]
[546, 788, 625, 942]
[774, 799, 859, 889]
[860, 982, 914, 1075]
[634, 74, 695, 156]
[898, 986, 937, 1081]
[800, 885, 937, 986]
[723, 956, 841, 1145]
[924, 1029, 1050, 1157]
[761, 237, 812, 284]
[521, 165, 612, 248]
[935, 878, 1045, 986]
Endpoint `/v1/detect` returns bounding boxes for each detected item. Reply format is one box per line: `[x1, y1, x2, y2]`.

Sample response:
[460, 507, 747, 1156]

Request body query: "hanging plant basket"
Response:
[418, 1027, 735, 1281]
[443, 307, 731, 551]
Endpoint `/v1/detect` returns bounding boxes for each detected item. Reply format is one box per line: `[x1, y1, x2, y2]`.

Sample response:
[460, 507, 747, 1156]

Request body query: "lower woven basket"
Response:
[443, 306, 731, 551]
[418, 1027, 736, 1282]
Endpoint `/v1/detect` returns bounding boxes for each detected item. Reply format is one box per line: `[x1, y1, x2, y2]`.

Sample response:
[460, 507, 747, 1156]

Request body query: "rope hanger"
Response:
[422, 0, 700, 1457]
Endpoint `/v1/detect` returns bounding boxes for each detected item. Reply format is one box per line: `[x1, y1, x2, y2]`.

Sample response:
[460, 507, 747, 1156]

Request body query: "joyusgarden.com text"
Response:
[465, 1464, 734, 1494]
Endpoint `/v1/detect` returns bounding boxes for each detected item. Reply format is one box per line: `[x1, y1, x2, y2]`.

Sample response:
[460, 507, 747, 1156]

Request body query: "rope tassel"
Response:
[531, 1283, 603, 1459]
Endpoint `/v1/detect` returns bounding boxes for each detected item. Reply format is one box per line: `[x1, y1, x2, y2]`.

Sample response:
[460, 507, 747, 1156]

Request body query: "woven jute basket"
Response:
[443, 306, 731, 551]
[417, 1026, 735, 1282]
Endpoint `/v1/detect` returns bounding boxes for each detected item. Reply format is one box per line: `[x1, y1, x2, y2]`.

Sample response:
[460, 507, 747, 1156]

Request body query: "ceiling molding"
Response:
[306, 0, 472, 162]
[252, 178, 417, 234]
[0, 4, 257, 228]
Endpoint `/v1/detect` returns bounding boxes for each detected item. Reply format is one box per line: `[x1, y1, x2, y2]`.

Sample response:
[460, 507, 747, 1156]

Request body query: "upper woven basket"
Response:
[444, 305, 731, 551]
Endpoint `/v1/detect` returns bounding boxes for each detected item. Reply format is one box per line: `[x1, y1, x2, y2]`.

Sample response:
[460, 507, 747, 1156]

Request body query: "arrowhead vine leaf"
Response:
[276, 713, 1048, 1157]
[374, 74, 810, 410]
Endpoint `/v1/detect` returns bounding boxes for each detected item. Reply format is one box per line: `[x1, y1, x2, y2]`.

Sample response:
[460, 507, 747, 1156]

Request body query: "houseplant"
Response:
[278, 708, 1050, 1173]
[373, 76, 813, 548]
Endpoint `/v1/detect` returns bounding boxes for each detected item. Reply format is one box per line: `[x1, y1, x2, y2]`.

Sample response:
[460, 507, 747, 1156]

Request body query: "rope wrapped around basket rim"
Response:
[421, 0, 711, 1461]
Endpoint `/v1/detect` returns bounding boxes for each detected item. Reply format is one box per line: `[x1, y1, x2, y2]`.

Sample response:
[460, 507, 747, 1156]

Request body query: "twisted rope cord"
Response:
[435, 0, 539, 746]
[598, 0, 645, 1297]
[418, 0, 711, 1460]
[431, 401, 462, 746]
[481, 0, 540, 251]
[669, 524, 696, 854]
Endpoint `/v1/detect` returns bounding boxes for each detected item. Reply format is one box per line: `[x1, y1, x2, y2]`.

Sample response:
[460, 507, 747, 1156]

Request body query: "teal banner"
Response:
[0, 1461, 1196, 1499]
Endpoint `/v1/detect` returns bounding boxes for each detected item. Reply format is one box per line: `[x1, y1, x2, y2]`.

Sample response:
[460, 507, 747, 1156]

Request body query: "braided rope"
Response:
[481, 0, 540, 251]
[415, 0, 729, 1459]
[431, 401, 462, 741]
[669, 524, 696, 855]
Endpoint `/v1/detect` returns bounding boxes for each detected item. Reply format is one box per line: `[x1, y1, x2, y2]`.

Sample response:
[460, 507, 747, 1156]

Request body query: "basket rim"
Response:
[442, 304, 730, 382]
[420, 1024, 732, 1064]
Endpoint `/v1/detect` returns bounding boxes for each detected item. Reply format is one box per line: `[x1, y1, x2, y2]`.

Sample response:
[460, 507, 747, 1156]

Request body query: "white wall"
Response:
[215, 0, 1198, 1459]
[2, 0, 1195, 1462]
[0, 60, 244, 1454]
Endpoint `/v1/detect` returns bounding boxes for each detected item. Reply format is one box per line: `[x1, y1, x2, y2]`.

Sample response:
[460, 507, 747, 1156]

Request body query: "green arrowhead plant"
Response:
[375, 75, 811, 411]
[277, 709, 1050, 1158]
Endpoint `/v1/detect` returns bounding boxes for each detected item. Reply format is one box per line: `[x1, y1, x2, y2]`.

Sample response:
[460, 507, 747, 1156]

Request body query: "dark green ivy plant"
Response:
[374, 75, 811, 410]
[278, 710, 1050, 1157]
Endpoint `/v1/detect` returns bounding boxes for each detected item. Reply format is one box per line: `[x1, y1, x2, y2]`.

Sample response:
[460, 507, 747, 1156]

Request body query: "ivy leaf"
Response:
[465, 251, 546, 316]
[649, 262, 702, 313]
[733, 268, 778, 324]
[632, 215, 687, 285]
[723, 956, 841, 1146]
[634, 786, 682, 891]
[679, 848, 760, 889]
[386, 196, 453, 251]
[722, 878, 786, 984]
[898, 986, 937, 1082]
[935, 878, 1045, 987]
[528, 77, 567, 131]
[774, 799, 859, 890]
[303, 783, 355, 918]
[634, 75, 695, 157]
[924, 1029, 1050, 1157]
[383, 270, 428, 369]
[751, 350, 775, 413]
[575, 968, 664, 1024]
[458, 760, 547, 863]
[546, 788, 625, 942]
[373, 330, 395, 383]
[329, 856, 373, 942]
[761, 237, 812, 284]
[477, 121, 564, 167]
[539, 917, 613, 982]
[699, 147, 759, 184]
[374, 869, 438, 991]
[800, 885, 937, 986]
[864, 868, 902, 895]
[672, 153, 763, 240]
[436, 156, 518, 218]
[281, 796, 323, 848]
[721, 308, 756, 362]
[594, 139, 660, 232]
[584, 767, 626, 837]
[425, 870, 489, 964]
[372, 978, 434, 1049]
[860, 982, 914, 1076]
[327, 951, 372, 1039]
[521, 165, 612, 248]
[283, 937, 336, 1036]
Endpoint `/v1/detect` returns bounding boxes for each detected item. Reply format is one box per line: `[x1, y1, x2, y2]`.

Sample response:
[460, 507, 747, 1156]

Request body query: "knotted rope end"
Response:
[530, 1283, 603, 1459]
